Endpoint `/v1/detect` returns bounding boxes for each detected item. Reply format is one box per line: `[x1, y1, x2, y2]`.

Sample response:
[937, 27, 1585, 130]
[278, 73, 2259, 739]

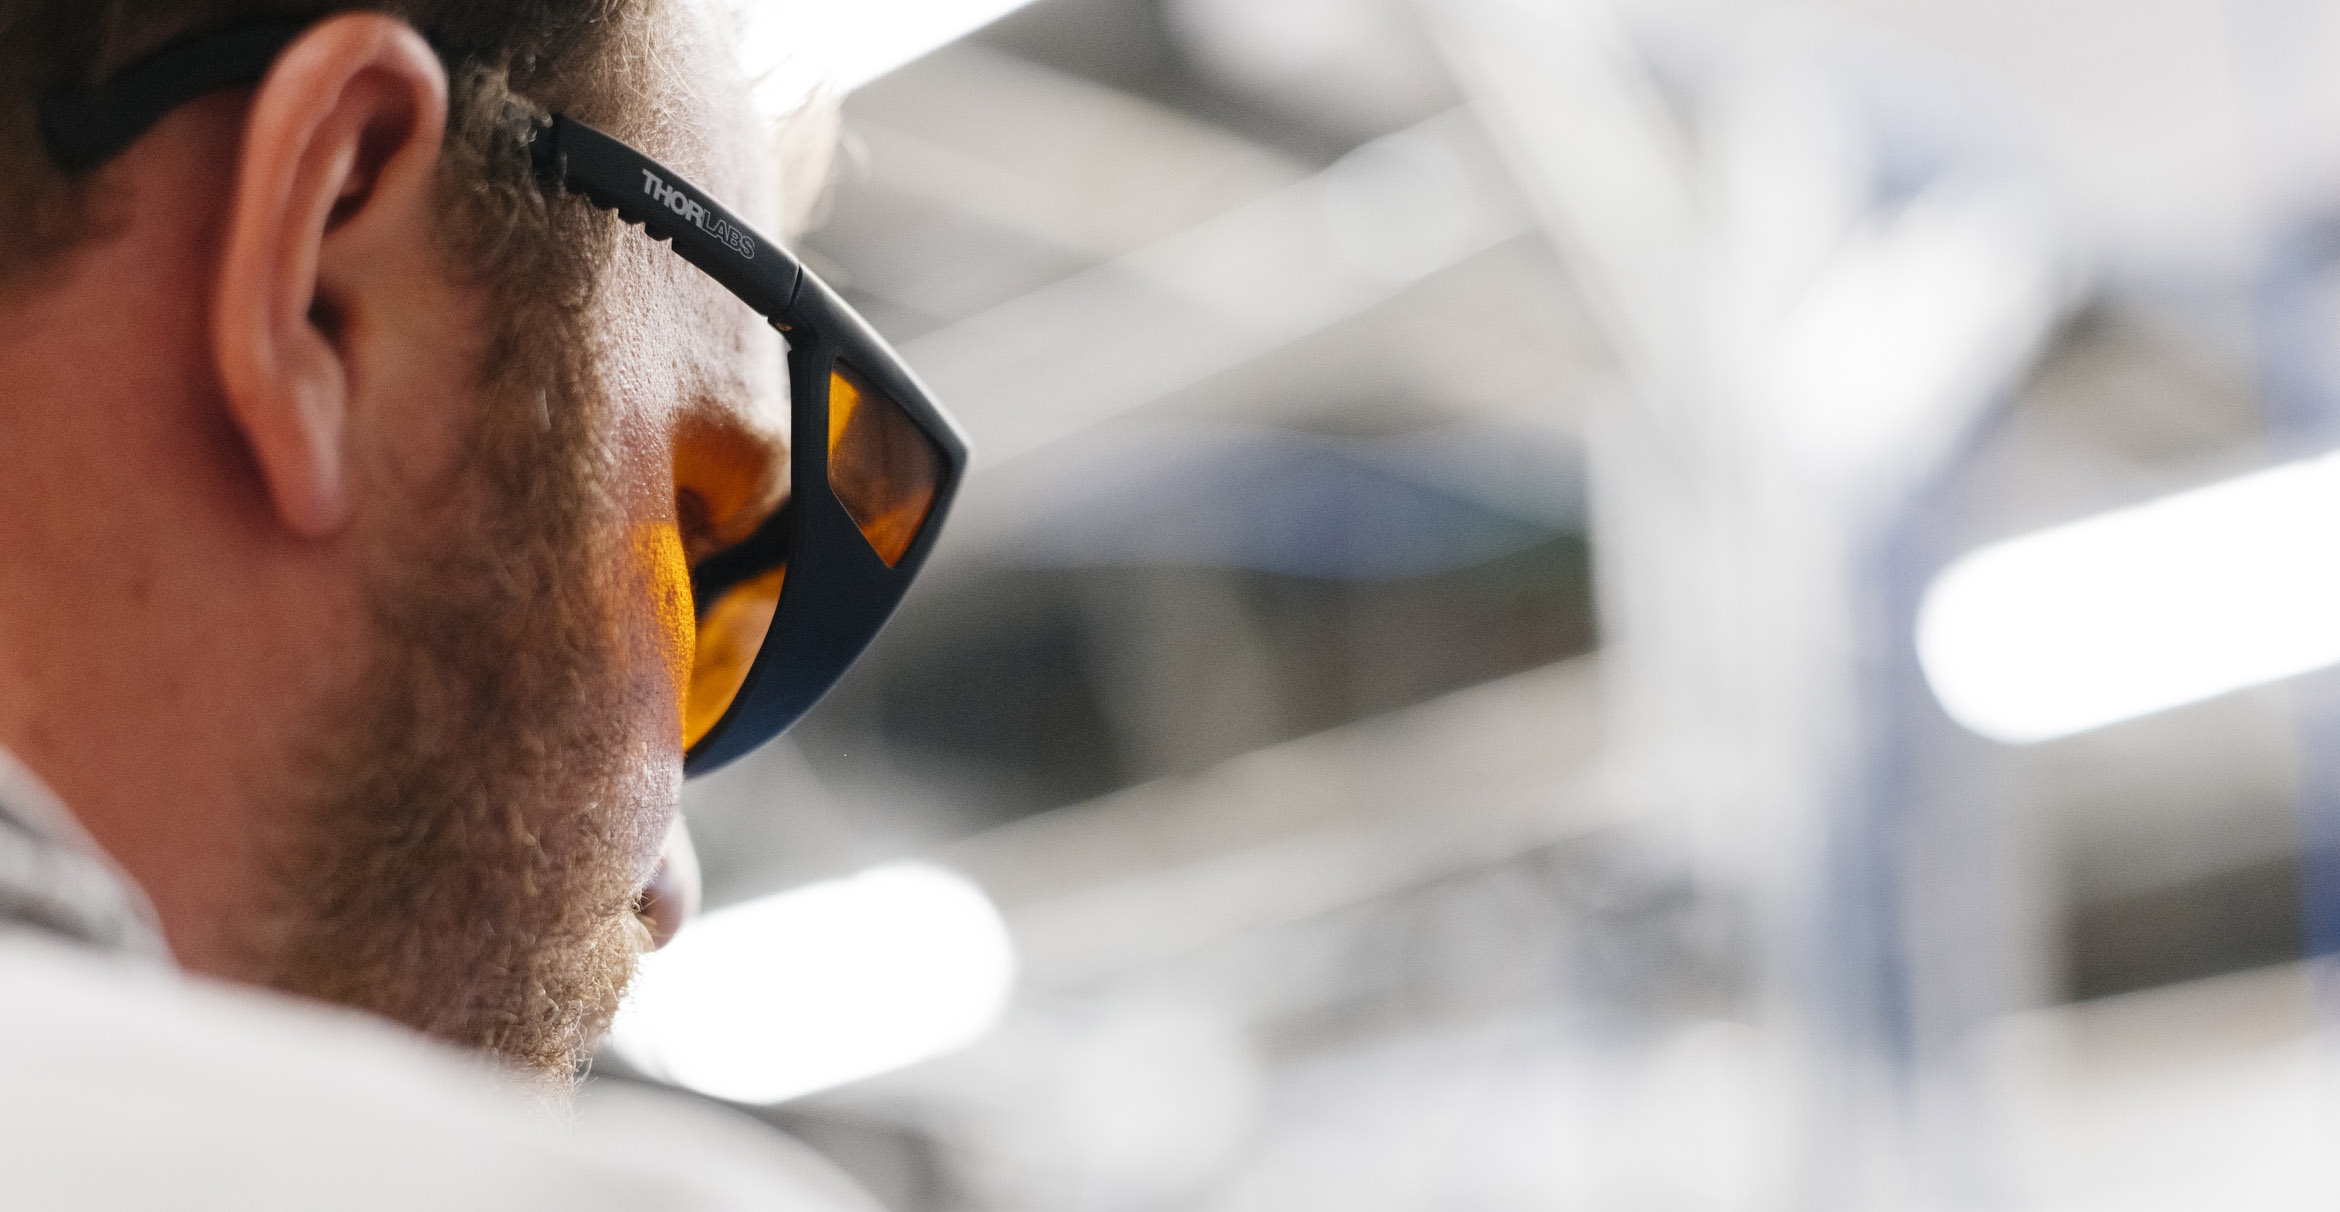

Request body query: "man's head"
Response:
[0, 0, 794, 1084]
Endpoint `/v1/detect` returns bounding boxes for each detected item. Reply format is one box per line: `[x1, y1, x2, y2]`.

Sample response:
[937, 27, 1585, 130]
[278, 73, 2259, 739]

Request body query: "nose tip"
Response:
[637, 814, 703, 950]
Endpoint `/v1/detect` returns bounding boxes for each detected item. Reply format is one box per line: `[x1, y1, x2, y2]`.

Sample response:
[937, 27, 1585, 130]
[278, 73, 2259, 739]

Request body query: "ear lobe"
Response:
[211, 15, 448, 539]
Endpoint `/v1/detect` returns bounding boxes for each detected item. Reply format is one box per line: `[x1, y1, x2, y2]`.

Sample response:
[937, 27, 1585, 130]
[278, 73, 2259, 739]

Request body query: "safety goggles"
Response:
[41, 22, 969, 777]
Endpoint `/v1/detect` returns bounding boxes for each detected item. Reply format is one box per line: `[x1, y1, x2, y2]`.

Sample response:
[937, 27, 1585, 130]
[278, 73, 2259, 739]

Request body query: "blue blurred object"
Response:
[998, 422, 1585, 580]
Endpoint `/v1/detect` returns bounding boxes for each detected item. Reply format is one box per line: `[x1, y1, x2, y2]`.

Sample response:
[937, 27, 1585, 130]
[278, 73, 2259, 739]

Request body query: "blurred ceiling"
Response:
[660, 1, 2340, 1205]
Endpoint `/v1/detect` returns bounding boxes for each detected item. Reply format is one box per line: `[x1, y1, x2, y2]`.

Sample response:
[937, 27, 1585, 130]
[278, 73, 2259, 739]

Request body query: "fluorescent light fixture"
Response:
[611, 862, 1016, 1104]
[739, 0, 1043, 111]
[1918, 451, 2340, 743]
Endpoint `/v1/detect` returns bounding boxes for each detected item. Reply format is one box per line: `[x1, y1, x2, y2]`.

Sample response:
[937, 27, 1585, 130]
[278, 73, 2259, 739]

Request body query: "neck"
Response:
[0, 197, 360, 980]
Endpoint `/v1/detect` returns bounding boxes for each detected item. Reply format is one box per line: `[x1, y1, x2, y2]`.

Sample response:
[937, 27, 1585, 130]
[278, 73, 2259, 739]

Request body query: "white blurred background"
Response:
[598, 0, 2340, 1207]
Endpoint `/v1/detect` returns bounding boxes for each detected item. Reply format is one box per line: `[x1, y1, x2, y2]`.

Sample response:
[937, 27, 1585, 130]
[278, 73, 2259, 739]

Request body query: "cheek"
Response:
[626, 518, 696, 743]
[607, 736, 685, 886]
[604, 534, 690, 886]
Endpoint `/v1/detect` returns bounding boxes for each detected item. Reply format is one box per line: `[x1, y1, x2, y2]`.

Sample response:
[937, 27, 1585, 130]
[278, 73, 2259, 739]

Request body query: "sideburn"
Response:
[251, 339, 653, 1087]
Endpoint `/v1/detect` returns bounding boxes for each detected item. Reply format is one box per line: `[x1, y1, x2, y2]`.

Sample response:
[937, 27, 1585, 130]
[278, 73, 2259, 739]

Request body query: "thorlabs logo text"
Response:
[640, 169, 756, 260]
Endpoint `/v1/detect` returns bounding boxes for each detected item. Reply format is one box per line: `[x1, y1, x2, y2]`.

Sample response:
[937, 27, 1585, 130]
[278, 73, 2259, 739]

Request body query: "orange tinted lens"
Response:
[683, 565, 785, 750]
[828, 366, 943, 567]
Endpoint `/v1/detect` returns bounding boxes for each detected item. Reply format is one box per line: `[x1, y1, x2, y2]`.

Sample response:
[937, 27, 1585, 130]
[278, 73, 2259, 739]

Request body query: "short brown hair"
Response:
[0, 0, 648, 292]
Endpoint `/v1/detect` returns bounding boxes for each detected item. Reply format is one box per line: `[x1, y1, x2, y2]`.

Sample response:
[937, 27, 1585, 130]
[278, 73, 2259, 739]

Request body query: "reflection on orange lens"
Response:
[829, 366, 943, 567]
[684, 565, 785, 749]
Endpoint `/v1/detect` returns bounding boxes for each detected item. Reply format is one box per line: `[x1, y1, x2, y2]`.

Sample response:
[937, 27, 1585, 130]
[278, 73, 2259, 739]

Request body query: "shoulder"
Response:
[0, 932, 877, 1212]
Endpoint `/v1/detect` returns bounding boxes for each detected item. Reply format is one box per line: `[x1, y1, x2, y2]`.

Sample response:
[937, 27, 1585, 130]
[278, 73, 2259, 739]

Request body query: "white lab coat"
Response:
[0, 749, 877, 1211]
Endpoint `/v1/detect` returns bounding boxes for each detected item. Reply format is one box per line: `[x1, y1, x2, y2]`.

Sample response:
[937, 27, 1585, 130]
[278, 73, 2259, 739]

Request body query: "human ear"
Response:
[211, 14, 448, 538]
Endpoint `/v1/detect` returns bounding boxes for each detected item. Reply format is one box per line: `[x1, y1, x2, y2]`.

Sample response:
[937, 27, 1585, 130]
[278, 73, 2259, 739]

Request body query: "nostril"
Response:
[635, 814, 702, 950]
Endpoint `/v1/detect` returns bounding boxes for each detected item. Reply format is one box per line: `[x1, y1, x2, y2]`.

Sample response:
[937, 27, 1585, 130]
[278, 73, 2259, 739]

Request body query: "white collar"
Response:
[0, 746, 170, 960]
